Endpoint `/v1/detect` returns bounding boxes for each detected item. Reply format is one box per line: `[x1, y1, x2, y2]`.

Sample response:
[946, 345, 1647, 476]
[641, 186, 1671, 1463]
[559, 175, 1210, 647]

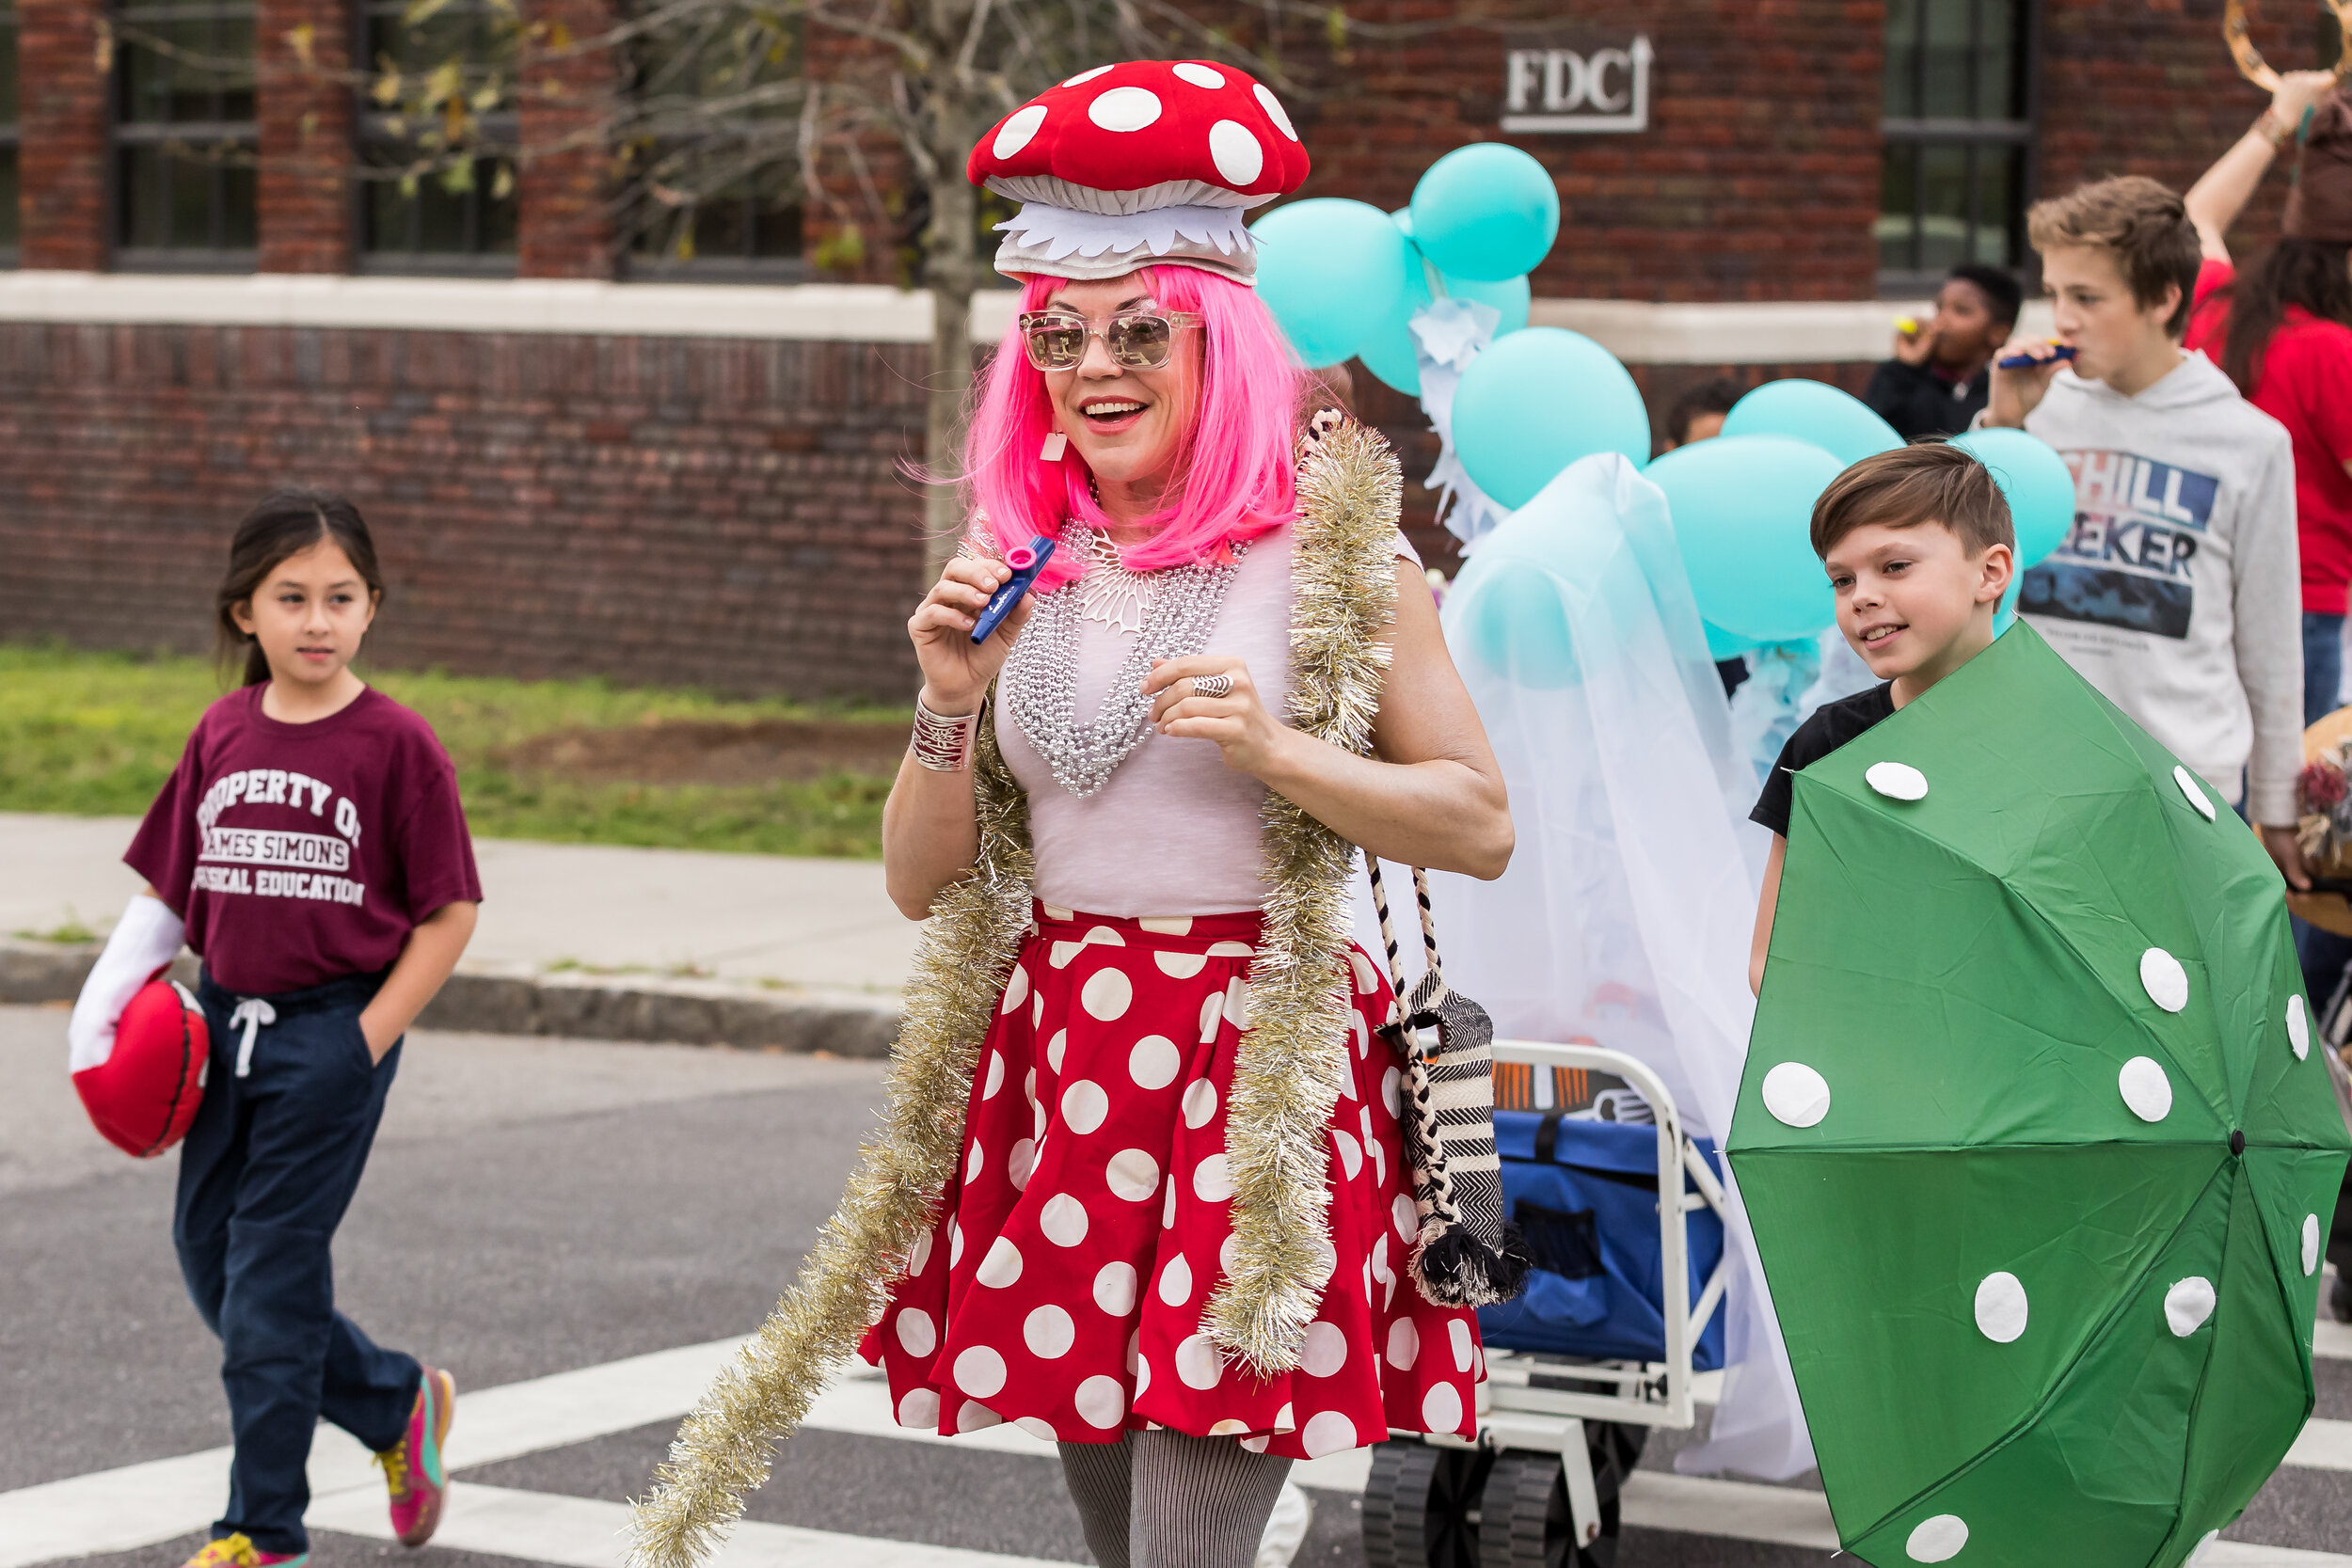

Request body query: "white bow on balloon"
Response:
[1407, 293, 1512, 549]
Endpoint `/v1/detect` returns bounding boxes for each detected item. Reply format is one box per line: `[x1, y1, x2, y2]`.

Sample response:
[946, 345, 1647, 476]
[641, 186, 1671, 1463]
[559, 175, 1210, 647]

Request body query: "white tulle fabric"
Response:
[1353, 452, 1816, 1481]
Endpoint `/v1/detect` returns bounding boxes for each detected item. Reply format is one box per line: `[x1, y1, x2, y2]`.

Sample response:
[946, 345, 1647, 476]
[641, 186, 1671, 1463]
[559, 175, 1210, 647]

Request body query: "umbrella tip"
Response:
[2230, 1128, 2246, 1156]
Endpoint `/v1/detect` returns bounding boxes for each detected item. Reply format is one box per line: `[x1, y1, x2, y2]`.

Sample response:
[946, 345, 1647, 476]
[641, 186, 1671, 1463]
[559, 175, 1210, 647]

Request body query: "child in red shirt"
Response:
[70, 491, 481, 1567]
[2185, 71, 2352, 724]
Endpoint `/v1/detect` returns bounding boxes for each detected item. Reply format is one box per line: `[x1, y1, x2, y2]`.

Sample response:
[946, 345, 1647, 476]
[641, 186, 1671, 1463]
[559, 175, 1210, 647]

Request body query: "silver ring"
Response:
[1191, 673, 1234, 699]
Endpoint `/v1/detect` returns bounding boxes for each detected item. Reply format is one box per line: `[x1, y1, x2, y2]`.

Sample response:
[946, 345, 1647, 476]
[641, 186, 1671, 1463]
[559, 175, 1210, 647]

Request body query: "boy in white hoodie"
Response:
[1986, 175, 2310, 890]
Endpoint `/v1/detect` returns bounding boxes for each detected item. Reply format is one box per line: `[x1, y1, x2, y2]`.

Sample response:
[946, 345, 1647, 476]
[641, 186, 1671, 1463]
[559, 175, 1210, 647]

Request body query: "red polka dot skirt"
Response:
[858, 904, 1483, 1459]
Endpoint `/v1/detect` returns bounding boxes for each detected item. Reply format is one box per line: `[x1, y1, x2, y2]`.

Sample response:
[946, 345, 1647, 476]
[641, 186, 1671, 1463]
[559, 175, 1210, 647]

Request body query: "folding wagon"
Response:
[1361, 1039, 1733, 1568]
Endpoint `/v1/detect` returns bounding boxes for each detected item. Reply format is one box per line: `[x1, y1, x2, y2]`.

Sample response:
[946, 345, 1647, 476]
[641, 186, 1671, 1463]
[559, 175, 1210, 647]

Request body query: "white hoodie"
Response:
[2013, 351, 2302, 823]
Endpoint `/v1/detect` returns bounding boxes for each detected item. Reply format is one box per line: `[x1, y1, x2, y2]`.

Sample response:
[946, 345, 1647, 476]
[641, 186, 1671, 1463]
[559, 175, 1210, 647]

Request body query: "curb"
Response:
[0, 940, 903, 1058]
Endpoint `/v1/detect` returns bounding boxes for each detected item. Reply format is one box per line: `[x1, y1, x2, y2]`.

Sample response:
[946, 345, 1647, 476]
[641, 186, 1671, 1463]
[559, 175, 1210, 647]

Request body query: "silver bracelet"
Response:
[912, 695, 979, 772]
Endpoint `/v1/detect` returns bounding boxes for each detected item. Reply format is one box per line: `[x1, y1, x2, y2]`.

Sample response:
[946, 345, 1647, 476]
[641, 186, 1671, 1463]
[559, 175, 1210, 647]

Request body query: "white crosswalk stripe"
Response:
[0, 1338, 750, 1568]
[2290, 1417, 2352, 1473]
[1618, 1474, 1839, 1551]
[308, 1482, 1076, 1567]
[3, 1327, 2347, 1568]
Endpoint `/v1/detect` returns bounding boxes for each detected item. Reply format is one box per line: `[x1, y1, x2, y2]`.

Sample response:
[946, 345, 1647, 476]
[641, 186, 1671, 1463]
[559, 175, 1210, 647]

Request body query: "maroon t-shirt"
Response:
[127, 685, 484, 997]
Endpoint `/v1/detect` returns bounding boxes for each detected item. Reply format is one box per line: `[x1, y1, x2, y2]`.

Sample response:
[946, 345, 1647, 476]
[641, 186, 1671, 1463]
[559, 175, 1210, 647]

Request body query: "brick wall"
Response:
[2, 0, 2323, 699]
[2040, 0, 2303, 251]
[15, 0, 107, 270]
[0, 322, 932, 700]
[7, 0, 2310, 285]
[1299, 0, 1886, 303]
[255, 0, 355, 274]
[516, 0, 622, 278]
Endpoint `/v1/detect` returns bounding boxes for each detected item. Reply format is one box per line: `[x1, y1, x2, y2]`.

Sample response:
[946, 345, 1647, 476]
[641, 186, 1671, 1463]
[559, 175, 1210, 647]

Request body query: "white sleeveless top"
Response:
[1000, 526, 1418, 917]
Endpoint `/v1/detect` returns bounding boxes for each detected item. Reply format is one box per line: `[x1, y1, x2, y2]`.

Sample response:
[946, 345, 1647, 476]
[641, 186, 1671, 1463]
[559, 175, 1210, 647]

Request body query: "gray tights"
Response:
[1057, 1429, 1294, 1568]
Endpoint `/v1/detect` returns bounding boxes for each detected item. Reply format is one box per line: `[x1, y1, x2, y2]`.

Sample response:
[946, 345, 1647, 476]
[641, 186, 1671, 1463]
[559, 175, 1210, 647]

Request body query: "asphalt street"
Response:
[5, 1002, 2346, 1568]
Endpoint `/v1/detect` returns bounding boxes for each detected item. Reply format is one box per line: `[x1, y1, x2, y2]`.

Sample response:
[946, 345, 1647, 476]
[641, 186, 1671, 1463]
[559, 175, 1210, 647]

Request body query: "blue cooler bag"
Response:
[1476, 1111, 1727, 1370]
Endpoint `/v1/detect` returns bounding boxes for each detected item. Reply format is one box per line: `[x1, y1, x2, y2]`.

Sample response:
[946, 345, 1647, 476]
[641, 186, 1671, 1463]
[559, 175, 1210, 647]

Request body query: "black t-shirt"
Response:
[1861, 358, 1989, 441]
[1750, 683, 1899, 838]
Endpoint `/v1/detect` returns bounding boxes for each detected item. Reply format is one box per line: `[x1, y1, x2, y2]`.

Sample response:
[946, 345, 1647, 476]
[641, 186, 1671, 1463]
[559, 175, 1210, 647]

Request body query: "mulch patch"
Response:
[497, 719, 906, 785]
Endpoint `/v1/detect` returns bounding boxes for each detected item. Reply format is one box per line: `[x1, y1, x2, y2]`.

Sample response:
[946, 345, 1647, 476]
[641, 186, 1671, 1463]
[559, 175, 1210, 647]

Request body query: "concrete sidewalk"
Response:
[0, 813, 918, 1053]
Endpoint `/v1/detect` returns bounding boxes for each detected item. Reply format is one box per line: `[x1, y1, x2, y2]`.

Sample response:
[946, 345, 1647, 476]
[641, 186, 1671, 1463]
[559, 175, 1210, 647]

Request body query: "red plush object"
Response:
[74, 978, 208, 1157]
[965, 60, 1309, 205]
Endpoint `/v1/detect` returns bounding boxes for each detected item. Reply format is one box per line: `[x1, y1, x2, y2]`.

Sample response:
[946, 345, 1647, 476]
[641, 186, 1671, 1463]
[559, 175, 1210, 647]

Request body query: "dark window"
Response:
[355, 0, 519, 272]
[0, 3, 19, 264]
[1878, 0, 2035, 293]
[628, 164, 805, 277]
[113, 0, 259, 267]
[621, 10, 805, 279]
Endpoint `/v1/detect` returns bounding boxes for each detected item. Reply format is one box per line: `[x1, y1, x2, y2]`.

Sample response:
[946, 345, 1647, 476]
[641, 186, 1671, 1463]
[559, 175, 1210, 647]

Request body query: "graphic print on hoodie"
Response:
[2020, 451, 2216, 640]
[2010, 351, 2303, 822]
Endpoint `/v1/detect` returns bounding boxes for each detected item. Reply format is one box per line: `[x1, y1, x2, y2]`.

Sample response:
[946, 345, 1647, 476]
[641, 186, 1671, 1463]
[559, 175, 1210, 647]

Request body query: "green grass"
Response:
[0, 644, 906, 858]
[14, 914, 99, 944]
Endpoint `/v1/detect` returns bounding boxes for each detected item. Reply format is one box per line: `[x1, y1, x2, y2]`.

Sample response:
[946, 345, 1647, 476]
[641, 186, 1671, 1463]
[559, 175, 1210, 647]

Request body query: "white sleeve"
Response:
[66, 895, 186, 1073]
[2233, 432, 2305, 826]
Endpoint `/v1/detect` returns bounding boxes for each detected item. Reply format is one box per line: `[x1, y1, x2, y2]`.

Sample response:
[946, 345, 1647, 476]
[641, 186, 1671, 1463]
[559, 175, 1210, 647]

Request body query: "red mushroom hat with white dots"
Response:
[967, 60, 1310, 284]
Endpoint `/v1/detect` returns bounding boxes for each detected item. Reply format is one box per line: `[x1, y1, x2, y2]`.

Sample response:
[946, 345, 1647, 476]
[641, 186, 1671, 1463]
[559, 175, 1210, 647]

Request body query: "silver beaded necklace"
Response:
[1005, 522, 1245, 798]
[1075, 528, 1153, 634]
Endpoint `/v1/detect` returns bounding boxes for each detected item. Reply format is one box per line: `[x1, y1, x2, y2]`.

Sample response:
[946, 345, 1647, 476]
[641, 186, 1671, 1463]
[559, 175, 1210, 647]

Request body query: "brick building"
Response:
[0, 0, 2335, 699]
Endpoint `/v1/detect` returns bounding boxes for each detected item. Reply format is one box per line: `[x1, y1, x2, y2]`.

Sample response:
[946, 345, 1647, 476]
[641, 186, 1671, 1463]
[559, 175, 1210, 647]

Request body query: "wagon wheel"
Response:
[1361, 1438, 1494, 1568]
[1485, 1422, 1638, 1568]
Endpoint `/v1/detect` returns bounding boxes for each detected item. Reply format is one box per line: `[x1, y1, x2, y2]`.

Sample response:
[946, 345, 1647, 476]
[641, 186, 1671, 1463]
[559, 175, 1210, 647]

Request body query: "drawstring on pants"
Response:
[229, 999, 277, 1078]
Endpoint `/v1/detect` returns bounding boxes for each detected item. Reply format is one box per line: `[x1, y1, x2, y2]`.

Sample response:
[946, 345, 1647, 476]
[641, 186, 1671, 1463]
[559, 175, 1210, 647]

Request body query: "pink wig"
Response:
[963, 265, 1302, 590]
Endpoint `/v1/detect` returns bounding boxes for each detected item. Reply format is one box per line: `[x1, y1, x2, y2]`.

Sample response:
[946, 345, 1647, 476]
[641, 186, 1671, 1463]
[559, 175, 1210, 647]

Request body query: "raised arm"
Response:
[1145, 561, 1513, 879]
[2186, 71, 2341, 261]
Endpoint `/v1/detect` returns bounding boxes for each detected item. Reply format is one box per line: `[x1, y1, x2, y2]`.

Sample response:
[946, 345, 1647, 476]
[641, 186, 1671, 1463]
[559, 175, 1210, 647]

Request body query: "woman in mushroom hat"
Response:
[631, 60, 1514, 1568]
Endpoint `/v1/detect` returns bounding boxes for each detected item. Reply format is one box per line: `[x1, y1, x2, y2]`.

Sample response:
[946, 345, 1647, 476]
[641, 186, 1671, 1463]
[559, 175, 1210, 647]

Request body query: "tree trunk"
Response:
[923, 168, 980, 582]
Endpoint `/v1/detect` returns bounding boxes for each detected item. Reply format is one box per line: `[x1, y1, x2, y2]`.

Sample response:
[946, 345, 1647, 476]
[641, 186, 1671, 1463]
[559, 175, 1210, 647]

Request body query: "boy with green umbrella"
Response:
[1740, 443, 2349, 1565]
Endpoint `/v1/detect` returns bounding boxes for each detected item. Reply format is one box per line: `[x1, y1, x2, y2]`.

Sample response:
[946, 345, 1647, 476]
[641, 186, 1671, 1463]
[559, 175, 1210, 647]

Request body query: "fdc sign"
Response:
[1501, 36, 1653, 134]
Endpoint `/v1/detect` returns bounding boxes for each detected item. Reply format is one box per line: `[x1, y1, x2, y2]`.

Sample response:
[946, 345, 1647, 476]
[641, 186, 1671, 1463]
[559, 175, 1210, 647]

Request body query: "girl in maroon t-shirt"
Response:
[68, 491, 482, 1567]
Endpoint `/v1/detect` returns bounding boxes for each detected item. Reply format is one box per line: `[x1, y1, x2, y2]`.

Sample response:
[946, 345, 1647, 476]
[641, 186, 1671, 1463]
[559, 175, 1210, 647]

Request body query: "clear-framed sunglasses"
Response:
[1019, 308, 1202, 372]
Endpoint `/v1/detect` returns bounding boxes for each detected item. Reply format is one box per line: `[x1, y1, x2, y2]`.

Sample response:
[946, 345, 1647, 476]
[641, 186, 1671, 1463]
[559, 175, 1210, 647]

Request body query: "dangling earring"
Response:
[1040, 431, 1069, 462]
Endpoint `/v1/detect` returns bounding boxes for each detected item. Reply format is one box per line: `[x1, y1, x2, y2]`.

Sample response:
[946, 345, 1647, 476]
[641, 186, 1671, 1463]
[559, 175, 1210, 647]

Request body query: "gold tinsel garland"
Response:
[1205, 413, 1401, 1375]
[628, 414, 1403, 1567]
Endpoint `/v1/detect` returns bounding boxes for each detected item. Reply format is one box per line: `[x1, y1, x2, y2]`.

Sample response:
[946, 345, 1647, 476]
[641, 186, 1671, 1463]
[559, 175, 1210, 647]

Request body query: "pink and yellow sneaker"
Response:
[179, 1534, 307, 1567]
[374, 1365, 455, 1547]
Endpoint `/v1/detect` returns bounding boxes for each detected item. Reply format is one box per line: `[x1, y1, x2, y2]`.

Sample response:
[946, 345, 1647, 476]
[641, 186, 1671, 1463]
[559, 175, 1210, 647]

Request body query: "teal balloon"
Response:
[1356, 224, 1436, 394]
[1445, 272, 1533, 336]
[1249, 198, 1414, 368]
[1355, 219, 1535, 396]
[1466, 562, 1580, 689]
[1950, 427, 2076, 569]
[1409, 144, 1562, 282]
[1705, 621, 1761, 662]
[1720, 379, 1902, 467]
[1453, 328, 1650, 510]
[1649, 435, 1845, 642]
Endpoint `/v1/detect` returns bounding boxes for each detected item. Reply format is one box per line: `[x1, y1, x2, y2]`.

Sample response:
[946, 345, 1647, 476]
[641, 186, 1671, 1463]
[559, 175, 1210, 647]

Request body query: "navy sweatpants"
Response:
[176, 969, 422, 1554]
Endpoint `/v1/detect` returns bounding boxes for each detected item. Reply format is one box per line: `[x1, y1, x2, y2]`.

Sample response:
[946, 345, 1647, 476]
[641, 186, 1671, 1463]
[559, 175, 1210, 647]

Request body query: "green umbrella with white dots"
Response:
[1730, 623, 2350, 1568]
